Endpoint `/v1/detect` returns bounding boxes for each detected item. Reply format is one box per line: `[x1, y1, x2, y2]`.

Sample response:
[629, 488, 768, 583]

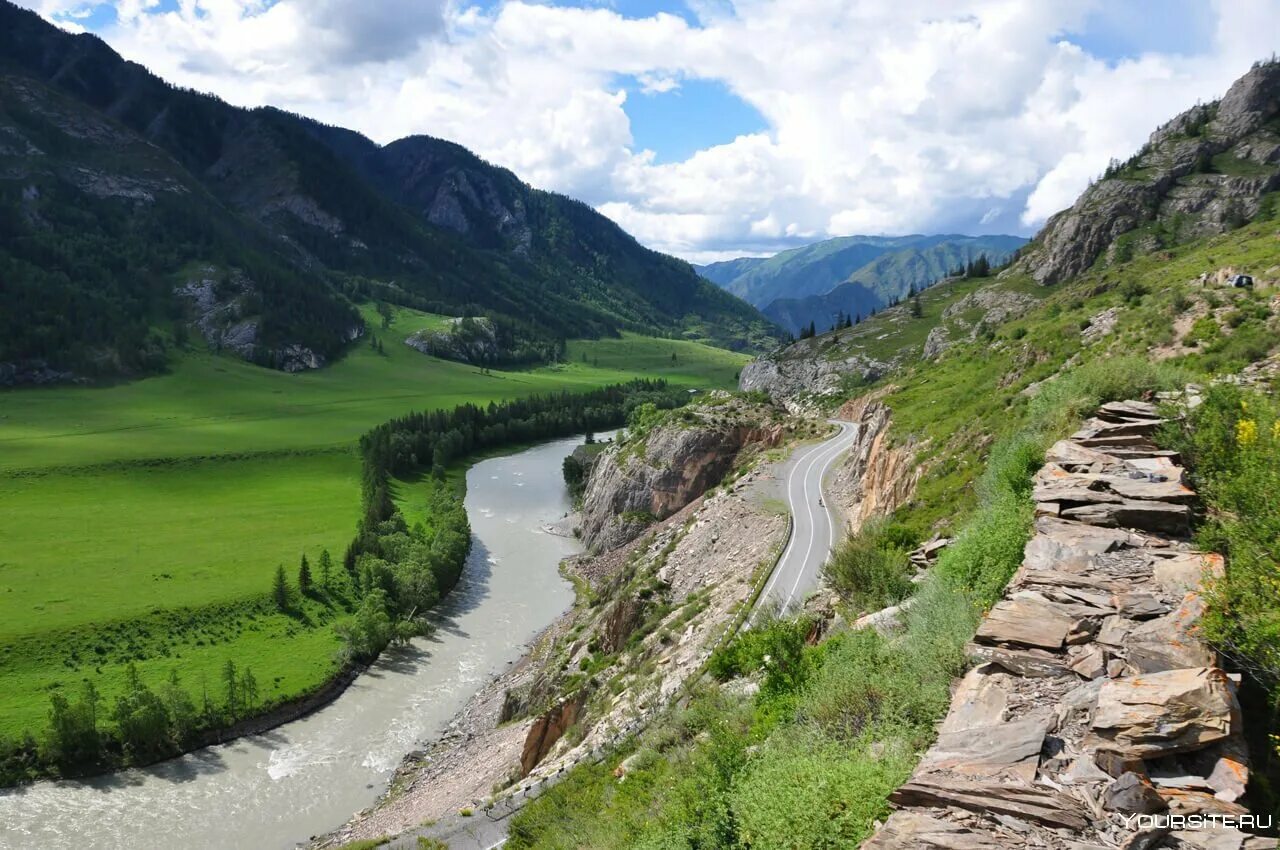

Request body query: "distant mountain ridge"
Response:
[700, 234, 1027, 336]
[0, 1, 775, 383]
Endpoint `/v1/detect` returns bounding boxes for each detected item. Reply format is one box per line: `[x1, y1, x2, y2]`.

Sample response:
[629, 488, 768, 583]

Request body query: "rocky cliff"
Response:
[827, 392, 921, 536]
[1019, 60, 1280, 286]
[579, 395, 789, 553]
[864, 400, 1266, 850]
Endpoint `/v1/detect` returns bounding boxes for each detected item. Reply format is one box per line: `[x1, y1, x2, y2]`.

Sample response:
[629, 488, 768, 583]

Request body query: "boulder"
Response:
[1103, 771, 1169, 814]
[1088, 668, 1237, 757]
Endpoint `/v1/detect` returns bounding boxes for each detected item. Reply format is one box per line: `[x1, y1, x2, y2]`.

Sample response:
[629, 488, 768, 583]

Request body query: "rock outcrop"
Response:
[175, 267, 357, 372]
[405, 316, 500, 365]
[865, 400, 1269, 850]
[739, 347, 887, 414]
[1018, 61, 1280, 286]
[579, 396, 787, 552]
[828, 391, 921, 536]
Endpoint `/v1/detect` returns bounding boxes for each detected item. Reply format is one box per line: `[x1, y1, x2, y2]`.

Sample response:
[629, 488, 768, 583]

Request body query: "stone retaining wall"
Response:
[865, 400, 1275, 850]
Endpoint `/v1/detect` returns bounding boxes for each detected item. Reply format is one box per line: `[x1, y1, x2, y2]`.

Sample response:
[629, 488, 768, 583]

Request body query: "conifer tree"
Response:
[318, 549, 333, 589]
[298, 554, 312, 596]
[273, 564, 291, 610]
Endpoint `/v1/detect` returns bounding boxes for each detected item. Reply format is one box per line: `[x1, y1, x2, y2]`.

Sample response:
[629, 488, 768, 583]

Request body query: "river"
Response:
[0, 434, 591, 849]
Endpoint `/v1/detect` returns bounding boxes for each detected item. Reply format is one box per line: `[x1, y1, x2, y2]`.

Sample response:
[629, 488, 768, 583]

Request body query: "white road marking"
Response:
[782, 424, 853, 612]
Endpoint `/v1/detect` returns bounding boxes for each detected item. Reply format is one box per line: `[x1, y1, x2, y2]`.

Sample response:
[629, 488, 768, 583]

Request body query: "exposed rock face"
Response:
[579, 397, 787, 552]
[175, 268, 350, 372]
[520, 692, 585, 776]
[405, 316, 500, 365]
[865, 398, 1260, 850]
[739, 349, 886, 414]
[829, 391, 921, 536]
[1018, 62, 1280, 286]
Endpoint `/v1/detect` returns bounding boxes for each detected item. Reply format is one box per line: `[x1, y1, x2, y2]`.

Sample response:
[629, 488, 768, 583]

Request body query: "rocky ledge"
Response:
[865, 399, 1274, 850]
[579, 394, 790, 552]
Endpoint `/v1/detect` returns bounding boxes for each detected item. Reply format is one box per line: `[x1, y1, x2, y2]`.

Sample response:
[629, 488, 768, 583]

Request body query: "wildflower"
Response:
[1272, 420, 1280, 441]
[1237, 419, 1258, 447]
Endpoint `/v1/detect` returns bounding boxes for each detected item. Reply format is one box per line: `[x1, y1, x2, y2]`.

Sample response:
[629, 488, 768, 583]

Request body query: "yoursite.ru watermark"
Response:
[1125, 813, 1273, 831]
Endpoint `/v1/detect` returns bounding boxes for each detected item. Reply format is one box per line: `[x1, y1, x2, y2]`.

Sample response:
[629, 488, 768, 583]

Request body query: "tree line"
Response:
[335, 380, 689, 659]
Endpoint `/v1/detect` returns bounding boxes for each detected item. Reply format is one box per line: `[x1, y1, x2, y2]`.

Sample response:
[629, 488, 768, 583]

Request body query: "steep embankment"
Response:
[866, 400, 1263, 849]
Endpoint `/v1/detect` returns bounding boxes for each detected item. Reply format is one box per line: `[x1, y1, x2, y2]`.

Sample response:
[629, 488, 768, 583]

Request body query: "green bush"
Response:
[731, 736, 908, 850]
[822, 521, 914, 613]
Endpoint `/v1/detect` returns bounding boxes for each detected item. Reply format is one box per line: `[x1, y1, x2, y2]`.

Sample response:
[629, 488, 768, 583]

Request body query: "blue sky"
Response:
[23, 0, 1280, 262]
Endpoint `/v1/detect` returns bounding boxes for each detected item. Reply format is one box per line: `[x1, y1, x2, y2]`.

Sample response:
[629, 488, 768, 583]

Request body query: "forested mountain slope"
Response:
[698, 233, 1026, 336]
[0, 1, 775, 384]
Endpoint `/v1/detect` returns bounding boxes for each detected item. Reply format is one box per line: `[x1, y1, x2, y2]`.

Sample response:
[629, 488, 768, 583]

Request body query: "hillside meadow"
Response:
[0, 308, 748, 741]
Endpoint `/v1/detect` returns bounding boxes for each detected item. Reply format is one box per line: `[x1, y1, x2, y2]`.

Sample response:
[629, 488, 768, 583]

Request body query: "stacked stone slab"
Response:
[864, 400, 1275, 850]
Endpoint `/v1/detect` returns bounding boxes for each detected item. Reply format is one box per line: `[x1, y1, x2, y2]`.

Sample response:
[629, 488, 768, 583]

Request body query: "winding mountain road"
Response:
[754, 420, 860, 618]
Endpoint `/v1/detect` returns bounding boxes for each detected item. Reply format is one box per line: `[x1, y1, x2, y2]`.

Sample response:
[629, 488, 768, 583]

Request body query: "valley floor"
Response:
[0, 310, 746, 746]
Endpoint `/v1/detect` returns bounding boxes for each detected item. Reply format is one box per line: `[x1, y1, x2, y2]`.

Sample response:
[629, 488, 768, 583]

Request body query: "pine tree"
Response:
[298, 554, 313, 596]
[911, 292, 923, 318]
[222, 659, 239, 720]
[272, 564, 291, 610]
[240, 668, 259, 710]
[318, 549, 333, 589]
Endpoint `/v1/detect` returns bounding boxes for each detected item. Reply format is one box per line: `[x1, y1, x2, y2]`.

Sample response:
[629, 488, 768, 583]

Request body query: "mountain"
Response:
[1017, 59, 1280, 285]
[694, 256, 768, 287]
[0, 2, 776, 384]
[713, 234, 1026, 336]
[706, 235, 952, 308]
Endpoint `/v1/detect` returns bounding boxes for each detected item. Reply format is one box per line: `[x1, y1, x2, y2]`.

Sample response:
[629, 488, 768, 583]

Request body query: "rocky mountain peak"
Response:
[1018, 60, 1280, 286]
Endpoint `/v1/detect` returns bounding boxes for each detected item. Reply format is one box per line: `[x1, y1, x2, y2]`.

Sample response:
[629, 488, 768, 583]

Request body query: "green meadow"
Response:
[0, 306, 748, 739]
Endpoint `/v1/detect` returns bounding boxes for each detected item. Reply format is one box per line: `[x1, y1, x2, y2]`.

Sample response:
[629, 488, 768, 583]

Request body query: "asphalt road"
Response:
[754, 420, 859, 618]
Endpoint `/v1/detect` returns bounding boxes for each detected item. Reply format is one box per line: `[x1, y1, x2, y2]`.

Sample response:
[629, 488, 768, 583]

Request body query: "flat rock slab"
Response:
[975, 597, 1075, 649]
[1098, 400, 1162, 421]
[1046, 439, 1124, 468]
[1127, 595, 1217, 674]
[966, 643, 1073, 678]
[922, 713, 1050, 783]
[1060, 500, 1190, 535]
[1154, 553, 1224, 597]
[890, 778, 1089, 831]
[864, 812, 1012, 850]
[1035, 516, 1131, 552]
[1088, 667, 1236, 757]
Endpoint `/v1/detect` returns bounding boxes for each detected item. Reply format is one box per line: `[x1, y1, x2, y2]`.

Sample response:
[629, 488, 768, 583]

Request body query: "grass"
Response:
[0, 304, 748, 746]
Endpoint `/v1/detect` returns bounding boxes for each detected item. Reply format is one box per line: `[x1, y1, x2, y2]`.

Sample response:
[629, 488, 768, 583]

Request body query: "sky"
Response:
[17, 0, 1280, 263]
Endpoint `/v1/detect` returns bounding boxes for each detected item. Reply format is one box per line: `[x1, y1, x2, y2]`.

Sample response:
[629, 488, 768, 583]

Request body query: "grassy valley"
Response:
[0, 309, 747, 747]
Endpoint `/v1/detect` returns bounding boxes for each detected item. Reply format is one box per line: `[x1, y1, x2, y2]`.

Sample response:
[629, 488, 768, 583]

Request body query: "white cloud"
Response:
[32, 0, 1280, 259]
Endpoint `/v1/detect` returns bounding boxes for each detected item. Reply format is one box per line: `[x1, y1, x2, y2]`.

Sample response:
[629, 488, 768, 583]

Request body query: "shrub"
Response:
[823, 520, 914, 613]
[1185, 316, 1221, 347]
[731, 736, 908, 850]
